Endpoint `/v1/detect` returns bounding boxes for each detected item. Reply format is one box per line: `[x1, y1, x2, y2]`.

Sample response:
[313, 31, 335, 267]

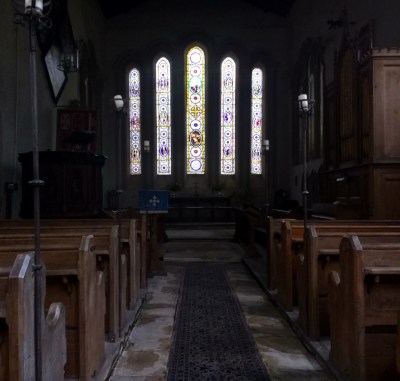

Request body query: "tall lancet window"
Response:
[220, 57, 236, 175]
[129, 68, 142, 174]
[186, 46, 206, 174]
[156, 57, 172, 175]
[251, 67, 263, 174]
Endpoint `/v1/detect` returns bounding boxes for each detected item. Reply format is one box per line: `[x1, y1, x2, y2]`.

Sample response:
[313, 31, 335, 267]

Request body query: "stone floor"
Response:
[106, 226, 338, 381]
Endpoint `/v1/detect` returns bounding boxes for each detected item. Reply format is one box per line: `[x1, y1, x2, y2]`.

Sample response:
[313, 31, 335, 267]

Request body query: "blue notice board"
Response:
[139, 190, 169, 213]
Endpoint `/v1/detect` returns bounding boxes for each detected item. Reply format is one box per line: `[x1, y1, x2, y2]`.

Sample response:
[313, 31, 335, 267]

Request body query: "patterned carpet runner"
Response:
[167, 265, 270, 380]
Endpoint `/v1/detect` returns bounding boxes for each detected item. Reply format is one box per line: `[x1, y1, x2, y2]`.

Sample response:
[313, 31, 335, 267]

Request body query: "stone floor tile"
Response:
[110, 375, 165, 380]
[128, 316, 173, 352]
[112, 350, 168, 378]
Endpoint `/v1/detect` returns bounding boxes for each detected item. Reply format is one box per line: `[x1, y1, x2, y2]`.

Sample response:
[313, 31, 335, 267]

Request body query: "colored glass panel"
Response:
[156, 57, 171, 175]
[251, 68, 263, 174]
[186, 46, 205, 174]
[129, 68, 142, 175]
[220, 57, 236, 175]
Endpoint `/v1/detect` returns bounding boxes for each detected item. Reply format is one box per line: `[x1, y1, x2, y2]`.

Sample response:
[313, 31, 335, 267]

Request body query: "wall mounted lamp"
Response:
[114, 94, 124, 112]
[262, 139, 270, 152]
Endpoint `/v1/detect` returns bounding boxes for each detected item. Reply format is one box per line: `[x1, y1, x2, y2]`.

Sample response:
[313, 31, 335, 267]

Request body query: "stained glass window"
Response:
[251, 68, 263, 174]
[220, 57, 236, 175]
[129, 68, 141, 175]
[186, 46, 205, 174]
[156, 57, 171, 175]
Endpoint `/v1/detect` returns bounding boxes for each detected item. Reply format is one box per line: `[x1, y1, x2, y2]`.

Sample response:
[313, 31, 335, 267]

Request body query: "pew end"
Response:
[6, 252, 67, 381]
[329, 234, 400, 381]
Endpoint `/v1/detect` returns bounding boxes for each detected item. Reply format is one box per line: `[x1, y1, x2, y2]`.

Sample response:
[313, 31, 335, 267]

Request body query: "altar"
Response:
[167, 195, 232, 223]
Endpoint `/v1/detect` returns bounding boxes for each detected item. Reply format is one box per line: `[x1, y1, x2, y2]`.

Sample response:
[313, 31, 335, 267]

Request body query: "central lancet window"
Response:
[220, 57, 236, 175]
[156, 57, 172, 175]
[186, 46, 206, 174]
[129, 68, 142, 175]
[250, 67, 263, 174]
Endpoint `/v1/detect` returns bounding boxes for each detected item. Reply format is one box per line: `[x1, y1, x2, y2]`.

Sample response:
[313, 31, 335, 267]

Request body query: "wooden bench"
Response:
[0, 235, 105, 381]
[276, 219, 304, 310]
[398, 311, 400, 374]
[0, 218, 143, 335]
[0, 218, 142, 305]
[297, 225, 400, 339]
[328, 234, 400, 381]
[0, 252, 66, 380]
[266, 217, 296, 291]
[275, 219, 400, 312]
[0, 226, 122, 342]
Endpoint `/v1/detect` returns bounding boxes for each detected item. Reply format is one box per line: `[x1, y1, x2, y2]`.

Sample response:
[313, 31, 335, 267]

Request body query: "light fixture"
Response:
[298, 93, 309, 113]
[13, 0, 52, 26]
[143, 140, 150, 152]
[114, 94, 124, 112]
[57, 43, 79, 73]
[25, 0, 43, 15]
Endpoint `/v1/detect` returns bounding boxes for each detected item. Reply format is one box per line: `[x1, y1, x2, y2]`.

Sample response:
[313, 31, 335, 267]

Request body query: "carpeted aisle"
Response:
[167, 264, 271, 380]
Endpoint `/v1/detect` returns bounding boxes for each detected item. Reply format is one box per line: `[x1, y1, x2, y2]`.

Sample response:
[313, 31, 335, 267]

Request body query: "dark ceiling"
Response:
[97, 0, 295, 19]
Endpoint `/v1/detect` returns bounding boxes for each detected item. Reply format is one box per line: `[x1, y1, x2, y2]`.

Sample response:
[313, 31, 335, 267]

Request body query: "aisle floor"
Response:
[107, 231, 336, 380]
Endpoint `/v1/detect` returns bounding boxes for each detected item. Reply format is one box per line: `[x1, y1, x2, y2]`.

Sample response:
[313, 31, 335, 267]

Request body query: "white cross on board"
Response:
[148, 196, 160, 207]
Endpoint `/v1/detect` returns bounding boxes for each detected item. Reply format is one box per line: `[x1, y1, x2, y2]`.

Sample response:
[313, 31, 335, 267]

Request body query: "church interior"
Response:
[1, 0, 400, 379]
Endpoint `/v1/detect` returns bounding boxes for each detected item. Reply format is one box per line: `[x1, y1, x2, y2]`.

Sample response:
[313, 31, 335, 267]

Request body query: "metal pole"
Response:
[116, 110, 122, 226]
[302, 111, 309, 232]
[28, 16, 43, 381]
[116, 110, 122, 337]
[263, 140, 269, 217]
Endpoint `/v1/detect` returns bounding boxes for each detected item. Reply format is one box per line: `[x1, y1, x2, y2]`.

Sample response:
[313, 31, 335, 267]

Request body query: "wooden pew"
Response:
[0, 235, 105, 381]
[328, 234, 400, 381]
[233, 206, 264, 255]
[0, 218, 142, 309]
[275, 219, 400, 312]
[276, 219, 304, 311]
[0, 218, 143, 335]
[298, 225, 400, 339]
[266, 216, 284, 290]
[0, 227, 121, 342]
[398, 311, 400, 374]
[0, 252, 66, 380]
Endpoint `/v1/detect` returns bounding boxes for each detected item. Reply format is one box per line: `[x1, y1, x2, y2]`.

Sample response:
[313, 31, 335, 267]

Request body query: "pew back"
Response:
[0, 235, 104, 380]
[299, 226, 400, 338]
[1, 252, 66, 380]
[0, 218, 142, 310]
[275, 219, 400, 311]
[328, 234, 400, 381]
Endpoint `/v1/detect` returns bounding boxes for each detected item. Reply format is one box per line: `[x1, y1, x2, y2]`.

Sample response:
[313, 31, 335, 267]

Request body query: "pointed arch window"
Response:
[129, 68, 142, 175]
[220, 57, 236, 175]
[186, 46, 206, 174]
[251, 67, 263, 174]
[156, 57, 172, 175]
